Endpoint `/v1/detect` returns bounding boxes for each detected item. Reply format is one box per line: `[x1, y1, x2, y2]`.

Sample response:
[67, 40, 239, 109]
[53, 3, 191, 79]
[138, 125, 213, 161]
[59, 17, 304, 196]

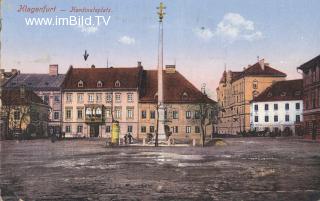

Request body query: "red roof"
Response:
[63, 66, 143, 90]
[139, 70, 216, 104]
[1, 88, 46, 106]
[252, 79, 303, 102]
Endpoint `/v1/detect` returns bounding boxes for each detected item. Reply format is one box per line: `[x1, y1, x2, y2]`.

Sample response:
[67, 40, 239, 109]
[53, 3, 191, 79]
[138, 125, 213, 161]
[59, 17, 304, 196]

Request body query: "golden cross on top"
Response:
[157, 2, 166, 22]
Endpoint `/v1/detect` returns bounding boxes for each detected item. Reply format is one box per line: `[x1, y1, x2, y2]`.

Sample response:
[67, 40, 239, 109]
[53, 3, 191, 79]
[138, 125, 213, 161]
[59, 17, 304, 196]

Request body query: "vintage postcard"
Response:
[0, 0, 319, 200]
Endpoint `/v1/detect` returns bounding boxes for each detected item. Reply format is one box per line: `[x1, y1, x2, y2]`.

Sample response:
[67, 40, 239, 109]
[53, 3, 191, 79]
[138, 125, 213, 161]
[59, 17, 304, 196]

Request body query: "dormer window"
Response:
[78, 80, 84, 88]
[281, 91, 287, 96]
[97, 80, 103, 88]
[267, 92, 272, 97]
[115, 80, 121, 87]
[182, 92, 189, 100]
[154, 92, 158, 100]
[295, 91, 301, 96]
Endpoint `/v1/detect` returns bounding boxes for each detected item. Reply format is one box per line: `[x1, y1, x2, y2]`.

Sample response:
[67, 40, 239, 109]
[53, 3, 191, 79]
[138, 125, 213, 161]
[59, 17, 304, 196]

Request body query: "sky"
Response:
[2, 0, 320, 100]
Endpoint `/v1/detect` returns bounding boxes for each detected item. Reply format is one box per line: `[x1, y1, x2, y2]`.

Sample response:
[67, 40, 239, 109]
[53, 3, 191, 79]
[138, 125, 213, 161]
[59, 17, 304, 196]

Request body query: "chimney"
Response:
[49, 64, 58, 76]
[91, 64, 95, 68]
[165, 65, 176, 73]
[20, 85, 26, 99]
[259, 59, 265, 71]
[11, 69, 19, 75]
[137, 61, 142, 67]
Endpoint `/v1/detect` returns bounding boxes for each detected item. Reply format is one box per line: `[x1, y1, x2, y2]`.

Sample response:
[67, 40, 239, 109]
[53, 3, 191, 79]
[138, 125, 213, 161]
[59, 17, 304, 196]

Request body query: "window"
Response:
[77, 125, 83, 133]
[66, 108, 72, 119]
[295, 103, 300, 110]
[115, 80, 121, 87]
[88, 93, 94, 103]
[182, 92, 188, 100]
[127, 125, 133, 133]
[173, 126, 179, 133]
[66, 126, 71, 133]
[141, 110, 147, 119]
[173, 111, 179, 119]
[150, 111, 155, 119]
[141, 126, 146, 133]
[54, 95, 60, 102]
[274, 115, 278, 122]
[54, 111, 59, 120]
[194, 111, 200, 119]
[186, 126, 191, 133]
[96, 107, 102, 116]
[106, 126, 111, 133]
[274, 104, 278, 111]
[14, 111, 20, 120]
[66, 93, 72, 103]
[296, 115, 300, 123]
[78, 80, 83, 88]
[264, 104, 269, 111]
[285, 103, 289, 110]
[115, 107, 121, 119]
[77, 93, 83, 103]
[253, 80, 258, 89]
[254, 116, 259, 122]
[97, 81, 103, 87]
[127, 108, 134, 119]
[285, 115, 290, 122]
[127, 93, 133, 102]
[43, 95, 49, 104]
[105, 108, 111, 118]
[115, 93, 121, 103]
[265, 116, 269, 122]
[85, 108, 92, 117]
[96, 93, 102, 103]
[254, 105, 258, 111]
[150, 126, 155, 133]
[106, 93, 112, 102]
[195, 126, 200, 133]
[186, 111, 192, 119]
[77, 108, 83, 119]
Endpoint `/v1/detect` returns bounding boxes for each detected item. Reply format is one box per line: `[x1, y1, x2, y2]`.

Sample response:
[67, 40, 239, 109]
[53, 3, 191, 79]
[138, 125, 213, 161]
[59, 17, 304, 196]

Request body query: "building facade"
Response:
[4, 65, 65, 135]
[250, 80, 303, 135]
[138, 66, 216, 140]
[217, 59, 287, 134]
[0, 87, 50, 138]
[61, 64, 142, 138]
[61, 63, 216, 140]
[297, 55, 320, 138]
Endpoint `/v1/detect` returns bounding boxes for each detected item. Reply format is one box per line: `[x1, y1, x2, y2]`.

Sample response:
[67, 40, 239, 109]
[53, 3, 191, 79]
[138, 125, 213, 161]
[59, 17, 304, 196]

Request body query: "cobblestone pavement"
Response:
[0, 138, 320, 201]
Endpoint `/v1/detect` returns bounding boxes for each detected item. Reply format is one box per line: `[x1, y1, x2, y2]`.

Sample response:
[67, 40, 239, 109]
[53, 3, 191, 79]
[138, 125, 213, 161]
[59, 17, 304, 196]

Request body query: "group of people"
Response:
[123, 133, 133, 144]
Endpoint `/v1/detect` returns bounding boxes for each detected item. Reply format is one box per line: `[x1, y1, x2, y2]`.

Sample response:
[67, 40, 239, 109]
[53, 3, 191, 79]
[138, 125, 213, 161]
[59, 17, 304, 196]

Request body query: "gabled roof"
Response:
[4, 74, 65, 91]
[139, 70, 216, 104]
[1, 88, 47, 106]
[232, 61, 286, 82]
[252, 79, 303, 103]
[63, 66, 142, 90]
[297, 54, 320, 71]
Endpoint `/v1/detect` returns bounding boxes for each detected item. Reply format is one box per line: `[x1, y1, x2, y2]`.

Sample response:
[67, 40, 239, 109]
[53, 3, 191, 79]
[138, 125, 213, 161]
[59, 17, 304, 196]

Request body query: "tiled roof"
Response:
[232, 61, 286, 81]
[252, 79, 303, 102]
[4, 74, 65, 91]
[139, 70, 216, 104]
[297, 54, 320, 71]
[63, 66, 142, 90]
[1, 88, 47, 106]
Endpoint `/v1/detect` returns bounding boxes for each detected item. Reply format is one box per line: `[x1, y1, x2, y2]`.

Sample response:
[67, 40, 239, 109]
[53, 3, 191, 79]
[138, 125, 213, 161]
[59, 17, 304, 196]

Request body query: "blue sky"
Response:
[2, 0, 320, 99]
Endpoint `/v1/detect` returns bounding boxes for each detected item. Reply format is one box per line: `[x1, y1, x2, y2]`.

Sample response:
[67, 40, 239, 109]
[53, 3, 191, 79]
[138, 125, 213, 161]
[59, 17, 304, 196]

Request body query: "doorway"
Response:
[90, 124, 99, 137]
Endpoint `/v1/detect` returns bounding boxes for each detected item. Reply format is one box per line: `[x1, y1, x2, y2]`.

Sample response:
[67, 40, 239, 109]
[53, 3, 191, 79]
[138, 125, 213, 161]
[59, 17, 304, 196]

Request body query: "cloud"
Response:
[78, 25, 99, 34]
[118, 36, 136, 45]
[194, 13, 263, 42]
[193, 27, 214, 40]
[215, 13, 262, 41]
[32, 54, 51, 63]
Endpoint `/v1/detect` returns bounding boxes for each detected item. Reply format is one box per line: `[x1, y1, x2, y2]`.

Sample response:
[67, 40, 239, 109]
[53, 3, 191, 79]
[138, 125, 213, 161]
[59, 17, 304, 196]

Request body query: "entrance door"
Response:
[90, 125, 99, 137]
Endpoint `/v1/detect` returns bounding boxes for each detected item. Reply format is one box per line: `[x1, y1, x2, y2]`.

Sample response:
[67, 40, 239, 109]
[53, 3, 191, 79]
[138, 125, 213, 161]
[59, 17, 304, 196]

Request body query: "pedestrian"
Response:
[128, 133, 133, 144]
[124, 134, 128, 144]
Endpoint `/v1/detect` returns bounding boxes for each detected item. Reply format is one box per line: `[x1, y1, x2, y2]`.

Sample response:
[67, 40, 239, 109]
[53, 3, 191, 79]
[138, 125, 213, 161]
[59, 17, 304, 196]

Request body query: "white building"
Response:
[250, 79, 303, 135]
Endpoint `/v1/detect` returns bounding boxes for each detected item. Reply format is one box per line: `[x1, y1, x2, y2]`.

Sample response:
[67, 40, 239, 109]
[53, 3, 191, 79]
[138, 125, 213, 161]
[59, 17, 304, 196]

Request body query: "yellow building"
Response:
[216, 59, 286, 134]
